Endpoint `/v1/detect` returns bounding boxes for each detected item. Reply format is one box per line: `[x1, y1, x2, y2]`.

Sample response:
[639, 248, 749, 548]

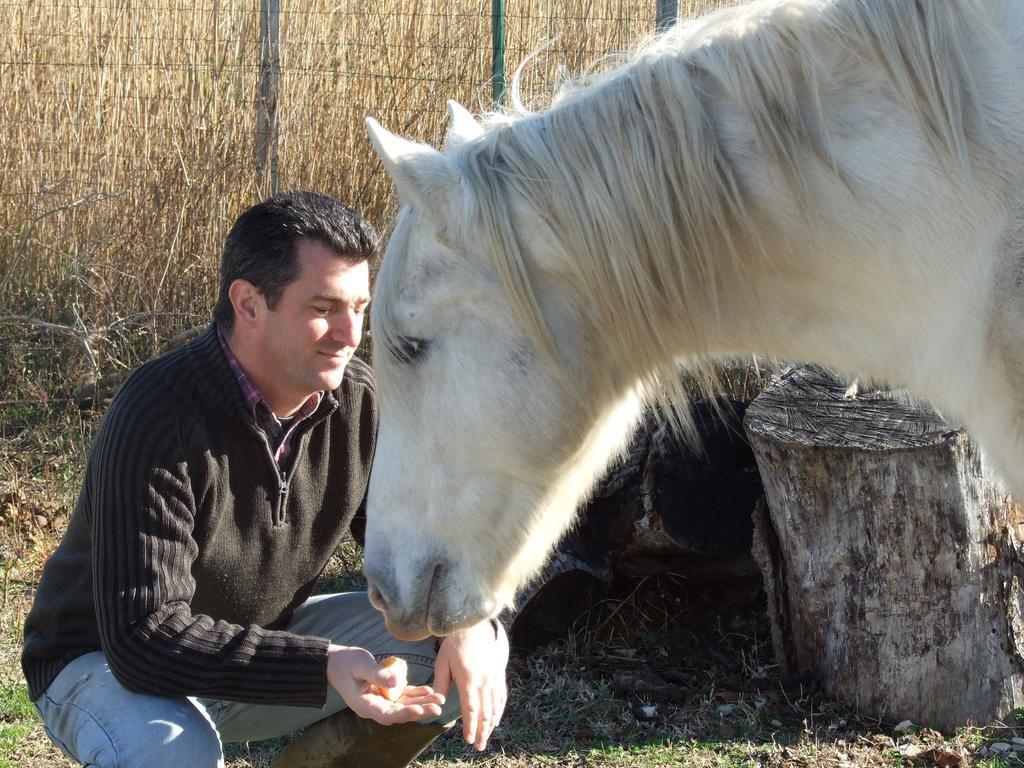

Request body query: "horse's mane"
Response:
[380, 0, 1001, 432]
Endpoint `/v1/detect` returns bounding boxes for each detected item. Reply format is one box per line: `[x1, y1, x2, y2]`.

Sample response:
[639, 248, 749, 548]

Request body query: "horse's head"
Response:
[363, 104, 642, 640]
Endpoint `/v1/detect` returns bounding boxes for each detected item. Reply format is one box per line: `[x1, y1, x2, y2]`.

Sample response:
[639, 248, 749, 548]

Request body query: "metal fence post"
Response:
[257, 0, 281, 193]
[656, 0, 679, 32]
[492, 0, 506, 107]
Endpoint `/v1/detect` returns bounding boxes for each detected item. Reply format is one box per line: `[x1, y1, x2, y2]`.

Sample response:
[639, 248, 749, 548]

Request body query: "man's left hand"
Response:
[432, 619, 509, 751]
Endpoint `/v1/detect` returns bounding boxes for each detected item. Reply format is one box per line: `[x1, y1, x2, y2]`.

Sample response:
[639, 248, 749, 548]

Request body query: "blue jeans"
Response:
[33, 592, 458, 767]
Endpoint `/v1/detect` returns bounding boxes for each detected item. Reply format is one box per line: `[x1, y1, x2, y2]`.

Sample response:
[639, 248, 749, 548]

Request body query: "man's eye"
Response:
[392, 336, 429, 364]
[314, 307, 332, 315]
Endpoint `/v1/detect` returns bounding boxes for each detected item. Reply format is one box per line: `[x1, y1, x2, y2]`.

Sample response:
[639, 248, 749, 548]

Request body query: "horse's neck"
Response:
[497, 0, 1021, 413]
[514, 67, 752, 378]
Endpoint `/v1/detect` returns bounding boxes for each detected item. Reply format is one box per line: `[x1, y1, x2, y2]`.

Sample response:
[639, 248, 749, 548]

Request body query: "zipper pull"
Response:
[277, 474, 290, 525]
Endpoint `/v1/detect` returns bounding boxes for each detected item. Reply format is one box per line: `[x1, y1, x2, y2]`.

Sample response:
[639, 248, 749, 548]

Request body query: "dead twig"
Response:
[0, 314, 99, 391]
[0, 191, 125, 299]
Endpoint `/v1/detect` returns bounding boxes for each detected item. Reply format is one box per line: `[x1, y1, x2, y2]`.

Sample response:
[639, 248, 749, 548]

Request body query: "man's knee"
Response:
[35, 655, 224, 768]
[114, 713, 224, 768]
[39, 701, 224, 768]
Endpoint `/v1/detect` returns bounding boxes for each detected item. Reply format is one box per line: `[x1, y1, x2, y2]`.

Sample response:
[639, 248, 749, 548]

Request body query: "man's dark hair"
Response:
[213, 191, 379, 332]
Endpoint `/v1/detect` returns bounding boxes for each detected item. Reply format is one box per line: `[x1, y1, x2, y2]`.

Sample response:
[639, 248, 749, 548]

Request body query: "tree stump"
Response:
[744, 366, 1024, 729]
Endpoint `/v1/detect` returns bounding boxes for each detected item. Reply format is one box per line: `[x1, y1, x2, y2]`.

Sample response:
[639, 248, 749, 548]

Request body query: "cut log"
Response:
[507, 549, 613, 650]
[744, 365, 1024, 730]
[509, 399, 763, 649]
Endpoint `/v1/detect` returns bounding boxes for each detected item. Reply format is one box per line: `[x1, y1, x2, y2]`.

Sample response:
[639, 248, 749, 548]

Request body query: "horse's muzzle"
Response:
[363, 562, 436, 641]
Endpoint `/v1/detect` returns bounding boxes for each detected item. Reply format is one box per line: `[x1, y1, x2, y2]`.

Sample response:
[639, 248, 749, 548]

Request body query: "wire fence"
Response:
[0, 0, 735, 403]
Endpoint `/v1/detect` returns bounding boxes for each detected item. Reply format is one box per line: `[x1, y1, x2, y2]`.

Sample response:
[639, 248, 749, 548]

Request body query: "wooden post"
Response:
[256, 0, 280, 193]
[744, 366, 1024, 729]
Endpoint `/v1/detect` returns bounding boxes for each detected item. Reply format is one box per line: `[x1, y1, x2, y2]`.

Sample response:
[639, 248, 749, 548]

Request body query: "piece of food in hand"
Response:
[374, 655, 408, 701]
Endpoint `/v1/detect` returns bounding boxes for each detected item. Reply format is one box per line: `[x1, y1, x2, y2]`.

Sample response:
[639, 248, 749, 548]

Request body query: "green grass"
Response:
[0, 682, 45, 768]
[0, 723, 38, 768]
[0, 681, 34, 720]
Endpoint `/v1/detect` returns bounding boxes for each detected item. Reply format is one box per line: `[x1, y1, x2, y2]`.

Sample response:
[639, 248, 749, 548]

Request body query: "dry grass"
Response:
[0, 2, 572, 386]
[0, 0, 745, 402]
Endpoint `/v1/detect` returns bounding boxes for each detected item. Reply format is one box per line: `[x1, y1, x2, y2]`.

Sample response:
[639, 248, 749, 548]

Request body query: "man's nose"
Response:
[331, 311, 362, 347]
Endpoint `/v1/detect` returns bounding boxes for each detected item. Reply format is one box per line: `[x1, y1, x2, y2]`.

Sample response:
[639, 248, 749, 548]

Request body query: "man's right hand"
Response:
[326, 645, 445, 725]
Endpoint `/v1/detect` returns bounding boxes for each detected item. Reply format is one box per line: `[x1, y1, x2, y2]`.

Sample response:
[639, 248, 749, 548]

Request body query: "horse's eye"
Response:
[392, 336, 429, 364]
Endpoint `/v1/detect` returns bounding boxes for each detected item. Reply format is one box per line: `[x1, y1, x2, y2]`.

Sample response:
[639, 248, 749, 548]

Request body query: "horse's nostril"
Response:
[367, 581, 389, 613]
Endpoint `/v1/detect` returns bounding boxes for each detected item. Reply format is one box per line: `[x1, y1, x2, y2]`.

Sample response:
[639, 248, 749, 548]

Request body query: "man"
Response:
[22, 191, 509, 767]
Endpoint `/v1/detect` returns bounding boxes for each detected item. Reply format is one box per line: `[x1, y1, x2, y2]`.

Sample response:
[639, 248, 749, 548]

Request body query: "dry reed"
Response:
[0, 0, 735, 401]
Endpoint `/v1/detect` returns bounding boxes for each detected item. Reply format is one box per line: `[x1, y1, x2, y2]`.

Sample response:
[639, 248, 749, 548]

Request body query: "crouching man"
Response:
[22, 191, 508, 767]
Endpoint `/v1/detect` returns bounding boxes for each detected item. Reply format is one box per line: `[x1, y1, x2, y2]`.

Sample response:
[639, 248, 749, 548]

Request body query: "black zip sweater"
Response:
[22, 325, 376, 707]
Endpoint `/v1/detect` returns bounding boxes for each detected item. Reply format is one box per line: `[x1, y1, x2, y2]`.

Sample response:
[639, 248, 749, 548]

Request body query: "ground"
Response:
[1, 405, 1022, 768]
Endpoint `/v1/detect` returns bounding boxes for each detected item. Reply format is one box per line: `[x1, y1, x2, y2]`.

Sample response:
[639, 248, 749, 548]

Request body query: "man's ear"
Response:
[227, 278, 262, 328]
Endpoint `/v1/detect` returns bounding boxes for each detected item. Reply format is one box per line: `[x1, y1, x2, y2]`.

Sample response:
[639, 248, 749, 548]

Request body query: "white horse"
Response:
[363, 0, 1024, 641]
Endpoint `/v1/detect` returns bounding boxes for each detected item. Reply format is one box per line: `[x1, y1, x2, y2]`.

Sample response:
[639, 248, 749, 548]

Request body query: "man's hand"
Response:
[326, 645, 445, 725]
[432, 619, 509, 751]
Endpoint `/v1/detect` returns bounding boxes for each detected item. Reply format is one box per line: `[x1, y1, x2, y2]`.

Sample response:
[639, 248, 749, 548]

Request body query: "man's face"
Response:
[258, 238, 370, 401]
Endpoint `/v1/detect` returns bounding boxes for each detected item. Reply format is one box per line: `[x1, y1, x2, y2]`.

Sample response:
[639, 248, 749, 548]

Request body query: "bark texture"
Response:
[745, 366, 1024, 729]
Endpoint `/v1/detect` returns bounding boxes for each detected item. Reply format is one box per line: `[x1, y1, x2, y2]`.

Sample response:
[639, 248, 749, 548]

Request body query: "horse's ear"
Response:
[444, 100, 484, 152]
[366, 117, 456, 220]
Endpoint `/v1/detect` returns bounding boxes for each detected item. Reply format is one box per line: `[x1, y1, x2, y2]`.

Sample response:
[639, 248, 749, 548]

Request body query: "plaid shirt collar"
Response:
[216, 326, 322, 466]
